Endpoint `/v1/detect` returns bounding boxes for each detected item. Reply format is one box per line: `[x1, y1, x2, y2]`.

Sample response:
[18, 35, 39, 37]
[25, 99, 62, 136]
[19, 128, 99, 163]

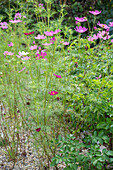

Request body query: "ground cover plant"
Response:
[0, 0, 113, 169]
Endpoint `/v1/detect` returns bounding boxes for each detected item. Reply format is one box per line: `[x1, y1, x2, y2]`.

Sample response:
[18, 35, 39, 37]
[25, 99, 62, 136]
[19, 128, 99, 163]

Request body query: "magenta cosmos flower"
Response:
[75, 17, 87, 22]
[36, 128, 41, 132]
[53, 74, 62, 78]
[8, 42, 14, 47]
[89, 10, 101, 15]
[97, 22, 110, 29]
[74, 26, 88, 33]
[49, 91, 58, 95]
[111, 39, 113, 43]
[24, 31, 34, 35]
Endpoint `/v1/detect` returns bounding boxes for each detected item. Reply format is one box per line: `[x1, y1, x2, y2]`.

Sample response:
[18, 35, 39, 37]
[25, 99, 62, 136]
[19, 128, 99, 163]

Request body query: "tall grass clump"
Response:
[0, 0, 113, 169]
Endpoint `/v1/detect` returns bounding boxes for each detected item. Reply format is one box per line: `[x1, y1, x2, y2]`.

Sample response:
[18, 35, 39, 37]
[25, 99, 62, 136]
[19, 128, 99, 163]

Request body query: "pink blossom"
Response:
[89, 10, 101, 15]
[21, 56, 30, 60]
[74, 26, 88, 33]
[53, 74, 62, 78]
[9, 19, 22, 23]
[33, 41, 35, 44]
[30, 45, 37, 50]
[49, 91, 58, 95]
[97, 31, 111, 40]
[0, 22, 8, 29]
[111, 39, 113, 43]
[97, 22, 110, 29]
[35, 34, 46, 39]
[75, 17, 87, 22]
[8, 42, 14, 47]
[44, 29, 61, 36]
[18, 67, 26, 72]
[109, 22, 113, 27]
[3, 51, 14, 55]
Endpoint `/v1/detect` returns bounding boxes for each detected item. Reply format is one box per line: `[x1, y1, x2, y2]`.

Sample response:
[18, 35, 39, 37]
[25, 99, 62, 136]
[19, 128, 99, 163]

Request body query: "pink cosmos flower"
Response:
[89, 10, 101, 15]
[0, 22, 8, 29]
[33, 41, 35, 44]
[97, 31, 111, 40]
[109, 22, 113, 27]
[18, 67, 26, 73]
[24, 31, 34, 35]
[49, 91, 58, 95]
[74, 26, 88, 33]
[44, 29, 61, 36]
[75, 17, 87, 22]
[21, 56, 30, 60]
[111, 39, 113, 43]
[30, 45, 37, 50]
[9, 19, 22, 23]
[3, 51, 14, 55]
[36, 128, 41, 132]
[97, 22, 110, 29]
[44, 31, 54, 36]
[88, 36, 94, 41]
[96, 75, 102, 79]
[60, 41, 69, 45]
[35, 34, 46, 39]
[53, 74, 62, 78]
[42, 42, 53, 46]
[39, 3, 44, 9]
[8, 42, 14, 47]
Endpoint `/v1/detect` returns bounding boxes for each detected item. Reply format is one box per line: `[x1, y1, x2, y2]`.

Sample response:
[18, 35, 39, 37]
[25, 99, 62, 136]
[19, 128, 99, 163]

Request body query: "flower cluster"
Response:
[0, 22, 8, 29]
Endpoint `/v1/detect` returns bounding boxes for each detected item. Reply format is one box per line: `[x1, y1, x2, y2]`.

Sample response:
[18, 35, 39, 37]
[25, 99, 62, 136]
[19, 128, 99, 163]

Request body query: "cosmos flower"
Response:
[3, 51, 14, 55]
[24, 31, 34, 35]
[109, 22, 113, 27]
[30, 45, 37, 50]
[49, 91, 58, 95]
[35, 34, 46, 39]
[8, 42, 14, 47]
[89, 10, 101, 15]
[0, 22, 8, 29]
[36, 128, 41, 132]
[74, 26, 88, 33]
[42, 42, 53, 46]
[21, 56, 30, 60]
[97, 22, 110, 29]
[75, 17, 87, 22]
[60, 41, 69, 45]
